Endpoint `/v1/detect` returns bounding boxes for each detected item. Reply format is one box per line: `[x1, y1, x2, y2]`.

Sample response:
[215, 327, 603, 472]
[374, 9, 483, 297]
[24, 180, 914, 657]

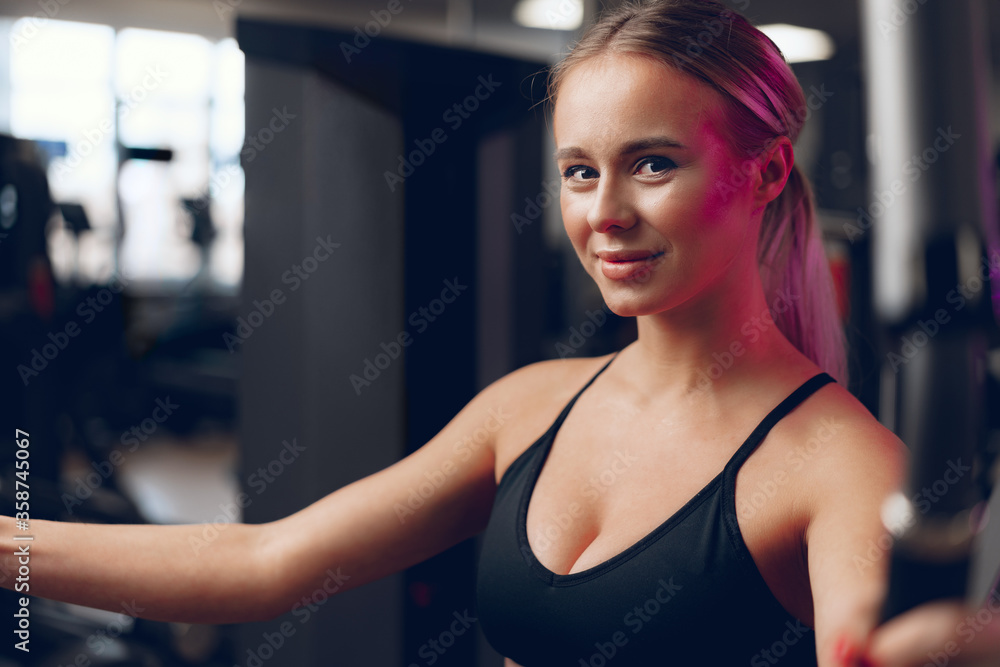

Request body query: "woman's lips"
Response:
[597, 251, 665, 281]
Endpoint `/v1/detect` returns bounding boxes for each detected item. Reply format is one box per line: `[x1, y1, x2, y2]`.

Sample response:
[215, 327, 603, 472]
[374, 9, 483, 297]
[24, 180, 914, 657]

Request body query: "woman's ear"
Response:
[753, 136, 794, 208]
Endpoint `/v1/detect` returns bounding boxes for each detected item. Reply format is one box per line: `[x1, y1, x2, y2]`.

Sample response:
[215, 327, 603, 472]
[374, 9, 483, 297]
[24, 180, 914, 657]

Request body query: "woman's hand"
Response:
[842, 597, 1000, 667]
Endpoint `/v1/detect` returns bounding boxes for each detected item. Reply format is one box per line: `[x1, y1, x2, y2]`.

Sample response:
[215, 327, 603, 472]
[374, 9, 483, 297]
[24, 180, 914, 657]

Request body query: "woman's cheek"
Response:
[561, 199, 589, 241]
[643, 187, 702, 240]
[705, 164, 755, 223]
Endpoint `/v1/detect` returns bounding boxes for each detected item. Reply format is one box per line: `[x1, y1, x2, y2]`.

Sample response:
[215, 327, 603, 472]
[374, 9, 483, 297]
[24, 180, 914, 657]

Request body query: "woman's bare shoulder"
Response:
[771, 378, 909, 504]
[481, 352, 620, 481]
[484, 352, 617, 403]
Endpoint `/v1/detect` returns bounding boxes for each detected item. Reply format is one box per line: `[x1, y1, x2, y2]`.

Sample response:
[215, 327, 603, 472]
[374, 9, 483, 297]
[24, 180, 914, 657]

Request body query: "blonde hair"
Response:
[548, 0, 847, 383]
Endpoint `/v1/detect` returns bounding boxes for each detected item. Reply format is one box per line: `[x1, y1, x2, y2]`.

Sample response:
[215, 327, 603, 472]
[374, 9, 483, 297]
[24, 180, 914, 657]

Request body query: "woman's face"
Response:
[553, 53, 765, 319]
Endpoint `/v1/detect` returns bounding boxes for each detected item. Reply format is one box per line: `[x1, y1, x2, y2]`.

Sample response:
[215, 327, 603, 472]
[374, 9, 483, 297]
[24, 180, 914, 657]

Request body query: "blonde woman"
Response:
[6, 2, 999, 665]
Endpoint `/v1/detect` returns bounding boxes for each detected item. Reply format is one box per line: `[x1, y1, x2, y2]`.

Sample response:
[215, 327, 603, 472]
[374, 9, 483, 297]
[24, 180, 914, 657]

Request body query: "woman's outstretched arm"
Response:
[0, 516, 273, 624]
[801, 390, 909, 667]
[0, 366, 521, 625]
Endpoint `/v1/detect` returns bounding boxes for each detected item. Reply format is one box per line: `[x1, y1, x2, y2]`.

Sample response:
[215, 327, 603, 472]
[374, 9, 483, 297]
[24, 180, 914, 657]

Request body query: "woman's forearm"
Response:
[0, 515, 279, 624]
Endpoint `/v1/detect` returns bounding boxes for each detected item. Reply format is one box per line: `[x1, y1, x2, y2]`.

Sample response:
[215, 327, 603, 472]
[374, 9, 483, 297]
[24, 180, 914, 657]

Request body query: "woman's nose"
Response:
[586, 178, 637, 233]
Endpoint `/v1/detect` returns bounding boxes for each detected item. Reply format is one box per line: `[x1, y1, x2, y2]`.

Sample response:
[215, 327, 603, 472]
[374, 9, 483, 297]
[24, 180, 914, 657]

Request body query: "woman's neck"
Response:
[622, 264, 808, 398]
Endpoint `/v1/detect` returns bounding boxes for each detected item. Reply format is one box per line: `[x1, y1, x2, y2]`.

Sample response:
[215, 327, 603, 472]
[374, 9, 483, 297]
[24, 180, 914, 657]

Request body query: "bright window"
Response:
[6, 18, 245, 290]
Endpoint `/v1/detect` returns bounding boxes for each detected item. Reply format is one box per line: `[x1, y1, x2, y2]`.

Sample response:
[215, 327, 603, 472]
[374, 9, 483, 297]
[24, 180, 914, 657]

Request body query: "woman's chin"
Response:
[595, 293, 663, 319]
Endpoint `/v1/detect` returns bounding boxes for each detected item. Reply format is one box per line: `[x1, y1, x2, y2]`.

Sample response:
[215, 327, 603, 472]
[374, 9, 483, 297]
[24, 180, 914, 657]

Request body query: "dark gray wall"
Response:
[238, 58, 405, 666]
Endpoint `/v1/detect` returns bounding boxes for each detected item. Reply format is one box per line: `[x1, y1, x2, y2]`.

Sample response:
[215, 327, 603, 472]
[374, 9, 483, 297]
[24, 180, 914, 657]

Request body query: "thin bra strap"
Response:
[544, 350, 621, 435]
[724, 372, 837, 472]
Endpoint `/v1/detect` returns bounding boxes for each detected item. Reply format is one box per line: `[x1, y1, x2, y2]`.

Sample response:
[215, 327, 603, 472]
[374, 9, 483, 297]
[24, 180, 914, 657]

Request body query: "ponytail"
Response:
[759, 163, 847, 383]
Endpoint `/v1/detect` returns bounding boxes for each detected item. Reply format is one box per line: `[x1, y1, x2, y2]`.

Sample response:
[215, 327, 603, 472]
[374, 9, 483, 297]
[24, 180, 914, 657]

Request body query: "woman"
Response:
[3, 1, 998, 666]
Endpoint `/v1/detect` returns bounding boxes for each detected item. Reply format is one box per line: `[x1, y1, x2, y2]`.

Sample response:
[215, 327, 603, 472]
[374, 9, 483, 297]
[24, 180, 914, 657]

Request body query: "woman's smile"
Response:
[596, 249, 667, 281]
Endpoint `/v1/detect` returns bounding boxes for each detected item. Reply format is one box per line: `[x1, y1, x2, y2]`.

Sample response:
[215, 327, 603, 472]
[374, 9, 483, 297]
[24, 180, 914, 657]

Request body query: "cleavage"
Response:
[524, 397, 739, 576]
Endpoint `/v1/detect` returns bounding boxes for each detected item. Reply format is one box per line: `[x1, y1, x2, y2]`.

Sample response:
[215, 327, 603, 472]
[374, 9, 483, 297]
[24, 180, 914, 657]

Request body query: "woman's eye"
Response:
[635, 157, 676, 176]
[562, 165, 597, 181]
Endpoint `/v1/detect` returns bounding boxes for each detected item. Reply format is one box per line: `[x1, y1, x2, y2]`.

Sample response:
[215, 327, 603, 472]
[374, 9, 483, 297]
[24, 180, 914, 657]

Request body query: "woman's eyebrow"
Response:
[553, 136, 687, 161]
[621, 136, 687, 153]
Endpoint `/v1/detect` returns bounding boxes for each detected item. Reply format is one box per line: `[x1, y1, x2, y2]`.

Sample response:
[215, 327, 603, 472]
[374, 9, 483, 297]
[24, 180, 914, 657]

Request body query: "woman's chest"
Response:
[518, 414, 815, 622]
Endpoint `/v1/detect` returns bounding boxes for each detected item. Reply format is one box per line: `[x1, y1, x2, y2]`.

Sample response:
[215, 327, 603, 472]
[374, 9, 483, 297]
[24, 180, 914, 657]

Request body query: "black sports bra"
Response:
[476, 351, 834, 666]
